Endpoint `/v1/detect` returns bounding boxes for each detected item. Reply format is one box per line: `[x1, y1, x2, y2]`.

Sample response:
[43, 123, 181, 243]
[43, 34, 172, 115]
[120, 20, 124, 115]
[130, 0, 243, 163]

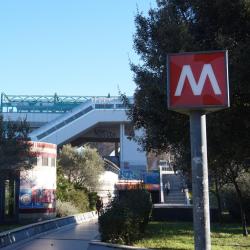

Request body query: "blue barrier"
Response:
[0, 211, 97, 249]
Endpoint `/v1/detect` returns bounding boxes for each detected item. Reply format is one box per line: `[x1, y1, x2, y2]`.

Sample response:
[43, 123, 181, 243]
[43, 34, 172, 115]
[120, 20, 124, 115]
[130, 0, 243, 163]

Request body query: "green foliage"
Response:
[119, 189, 153, 232]
[58, 144, 104, 191]
[99, 203, 139, 245]
[68, 189, 89, 212]
[56, 200, 80, 217]
[0, 115, 35, 172]
[223, 173, 250, 222]
[57, 144, 78, 182]
[88, 192, 98, 210]
[56, 167, 74, 201]
[130, 0, 250, 168]
[56, 168, 90, 212]
[56, 144, 105, 213]
[98, 189, 152, 245]
[130, 0, 250, 235]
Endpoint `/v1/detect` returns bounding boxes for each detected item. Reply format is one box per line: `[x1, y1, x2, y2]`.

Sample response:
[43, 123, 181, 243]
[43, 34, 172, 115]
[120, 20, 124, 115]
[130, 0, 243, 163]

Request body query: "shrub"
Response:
[98, 189, 152, 245]
[99, 201, 140, 244]
[56, 169, 90, 212]
[88, 192, 98, 210]
[67, 189, 90, 212]
[56, 200, 80, 217]
[56, 170, 73, 201]
[119, 189, 152, 233]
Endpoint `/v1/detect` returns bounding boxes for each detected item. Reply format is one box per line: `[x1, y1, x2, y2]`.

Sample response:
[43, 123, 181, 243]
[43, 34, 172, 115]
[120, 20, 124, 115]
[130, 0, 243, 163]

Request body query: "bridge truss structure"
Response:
[0, 92, 130, 113]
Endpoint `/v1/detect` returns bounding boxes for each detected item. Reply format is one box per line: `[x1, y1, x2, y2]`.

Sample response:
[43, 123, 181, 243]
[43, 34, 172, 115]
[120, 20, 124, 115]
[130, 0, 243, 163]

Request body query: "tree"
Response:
[58, 144, 105, 191]
[130, 0, 250, 235]
[208, 104, 250, 234]
[0, 115, 35, 222]
[57, 144, 79, 183]
[0, 115, 35, 174]
[223, 173, 250, 222]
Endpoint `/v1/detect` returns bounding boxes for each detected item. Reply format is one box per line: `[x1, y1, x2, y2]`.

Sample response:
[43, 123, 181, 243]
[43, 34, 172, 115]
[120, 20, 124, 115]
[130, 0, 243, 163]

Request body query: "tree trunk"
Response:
[233, 180, 248, 236]
[214, 177, 223, 223]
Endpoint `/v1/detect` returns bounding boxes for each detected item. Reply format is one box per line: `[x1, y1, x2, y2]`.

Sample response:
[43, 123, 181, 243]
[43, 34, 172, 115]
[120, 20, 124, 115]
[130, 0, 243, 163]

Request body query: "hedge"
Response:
[98, 189, 152, 245]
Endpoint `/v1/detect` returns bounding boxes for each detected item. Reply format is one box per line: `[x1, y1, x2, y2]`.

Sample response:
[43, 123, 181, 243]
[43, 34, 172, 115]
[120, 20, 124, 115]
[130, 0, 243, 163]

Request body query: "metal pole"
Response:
[159, 166, 164, 203]
[190, 111, 211, 250]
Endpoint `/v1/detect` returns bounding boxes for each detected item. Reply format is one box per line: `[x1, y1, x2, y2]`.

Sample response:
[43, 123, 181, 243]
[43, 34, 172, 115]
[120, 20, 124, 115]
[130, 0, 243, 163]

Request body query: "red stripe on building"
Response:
[33, 142, 57, 149]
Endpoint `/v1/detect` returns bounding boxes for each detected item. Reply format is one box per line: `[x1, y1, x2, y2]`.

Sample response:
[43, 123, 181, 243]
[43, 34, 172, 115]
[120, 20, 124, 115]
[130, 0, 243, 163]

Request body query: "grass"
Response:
[134, 222, 250, 250]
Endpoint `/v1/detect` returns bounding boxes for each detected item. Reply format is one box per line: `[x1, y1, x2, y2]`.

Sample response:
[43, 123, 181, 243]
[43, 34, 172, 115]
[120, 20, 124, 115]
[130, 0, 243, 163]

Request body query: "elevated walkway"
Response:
[1, 93, 148, 185]
[1, 93, 132, 131]
[24, 97, 132, 146]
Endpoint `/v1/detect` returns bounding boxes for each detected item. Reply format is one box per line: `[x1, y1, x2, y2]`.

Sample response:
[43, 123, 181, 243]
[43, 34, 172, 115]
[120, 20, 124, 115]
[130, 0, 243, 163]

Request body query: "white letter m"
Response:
[174, 64, 222, 96]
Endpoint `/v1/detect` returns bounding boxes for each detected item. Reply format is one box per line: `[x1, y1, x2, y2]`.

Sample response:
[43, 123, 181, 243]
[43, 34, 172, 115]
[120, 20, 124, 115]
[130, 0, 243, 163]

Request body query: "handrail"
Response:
[104, 158, 120, 174]
[29, 99, 94, 140]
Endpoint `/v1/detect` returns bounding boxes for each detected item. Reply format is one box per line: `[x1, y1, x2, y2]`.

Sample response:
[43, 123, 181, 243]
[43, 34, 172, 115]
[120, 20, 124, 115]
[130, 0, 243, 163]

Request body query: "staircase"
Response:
[163, 174, 188, 205]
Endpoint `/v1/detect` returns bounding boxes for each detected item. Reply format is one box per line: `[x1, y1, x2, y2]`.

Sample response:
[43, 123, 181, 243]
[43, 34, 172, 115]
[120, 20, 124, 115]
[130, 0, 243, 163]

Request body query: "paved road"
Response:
[10, 220, 99, 250]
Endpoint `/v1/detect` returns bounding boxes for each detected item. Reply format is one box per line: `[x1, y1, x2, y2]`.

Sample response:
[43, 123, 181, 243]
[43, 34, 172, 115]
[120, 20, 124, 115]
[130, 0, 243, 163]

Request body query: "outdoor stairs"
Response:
[163, 173, 187, 205]
[152, 173, 193, 221]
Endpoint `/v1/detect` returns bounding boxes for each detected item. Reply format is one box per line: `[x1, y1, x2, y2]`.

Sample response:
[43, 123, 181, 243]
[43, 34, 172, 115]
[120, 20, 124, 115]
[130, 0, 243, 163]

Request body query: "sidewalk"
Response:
[8, 219, 99, 250]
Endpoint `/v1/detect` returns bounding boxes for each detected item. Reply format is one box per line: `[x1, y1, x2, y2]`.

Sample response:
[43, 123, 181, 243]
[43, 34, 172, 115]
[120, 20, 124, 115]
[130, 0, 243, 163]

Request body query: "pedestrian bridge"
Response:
[1, 93, 147, 169]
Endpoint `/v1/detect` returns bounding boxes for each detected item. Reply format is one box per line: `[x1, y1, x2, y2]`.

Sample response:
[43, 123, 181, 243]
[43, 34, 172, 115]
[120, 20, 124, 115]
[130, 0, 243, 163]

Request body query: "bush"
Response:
[119, 189, 152, 233]
[56, 169, 90, 212]
[98, 189, 152, 245]
[56, 200, 80, 217]
[88, 192, 98, 210]
[56, 170, 73, 201]
[67, 189, 90, 212]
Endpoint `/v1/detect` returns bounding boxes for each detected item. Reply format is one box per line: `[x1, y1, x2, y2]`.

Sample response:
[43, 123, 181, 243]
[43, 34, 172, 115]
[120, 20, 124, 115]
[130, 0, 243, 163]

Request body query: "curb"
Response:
[88, 240, 151, 250]
[0, 211, 97, 249]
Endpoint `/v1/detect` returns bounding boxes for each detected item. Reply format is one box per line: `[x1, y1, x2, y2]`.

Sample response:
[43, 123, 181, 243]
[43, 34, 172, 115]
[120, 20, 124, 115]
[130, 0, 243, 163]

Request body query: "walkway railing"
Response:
[1, 93, 133, 113]
[0, 211, 97, 249]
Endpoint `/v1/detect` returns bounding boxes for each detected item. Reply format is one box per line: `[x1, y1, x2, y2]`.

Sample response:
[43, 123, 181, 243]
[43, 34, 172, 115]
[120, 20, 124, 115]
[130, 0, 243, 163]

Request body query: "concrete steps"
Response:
[164, 192, 186, 204]
[163, 173, 188, 205]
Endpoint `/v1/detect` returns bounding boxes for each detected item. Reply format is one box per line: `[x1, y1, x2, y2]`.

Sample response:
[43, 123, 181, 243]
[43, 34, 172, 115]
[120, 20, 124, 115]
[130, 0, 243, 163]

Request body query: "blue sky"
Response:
[0, 1, 156, 97]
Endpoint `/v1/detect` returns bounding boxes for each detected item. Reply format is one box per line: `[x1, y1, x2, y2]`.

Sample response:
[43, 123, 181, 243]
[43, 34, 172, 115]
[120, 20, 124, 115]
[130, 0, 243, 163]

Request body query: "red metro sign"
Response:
[167, 51, 229, 113]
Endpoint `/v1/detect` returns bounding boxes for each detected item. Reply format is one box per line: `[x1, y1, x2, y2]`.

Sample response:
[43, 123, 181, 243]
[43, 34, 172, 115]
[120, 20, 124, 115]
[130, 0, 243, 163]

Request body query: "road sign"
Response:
[167, 51, 230, 250]
[168, 51, 229, 113]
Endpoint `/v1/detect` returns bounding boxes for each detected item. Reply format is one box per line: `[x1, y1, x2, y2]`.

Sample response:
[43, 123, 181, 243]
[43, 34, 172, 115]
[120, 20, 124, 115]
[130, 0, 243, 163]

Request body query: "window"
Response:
[51, 158, 56, 167]
[42, 157, 48, 166]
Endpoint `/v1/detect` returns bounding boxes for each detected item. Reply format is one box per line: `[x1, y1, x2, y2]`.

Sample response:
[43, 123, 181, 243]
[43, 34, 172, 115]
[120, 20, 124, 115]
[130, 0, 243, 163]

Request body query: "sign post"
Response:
[190, 111, 210, 249]
[167, 51, 229, 250]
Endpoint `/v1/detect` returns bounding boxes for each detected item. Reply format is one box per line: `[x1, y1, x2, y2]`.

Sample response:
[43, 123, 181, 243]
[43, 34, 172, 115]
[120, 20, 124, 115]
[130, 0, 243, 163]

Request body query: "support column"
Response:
[119, 123, 125, 167]
[190, 112, 211, 250]
[115, 142, 119, 157]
